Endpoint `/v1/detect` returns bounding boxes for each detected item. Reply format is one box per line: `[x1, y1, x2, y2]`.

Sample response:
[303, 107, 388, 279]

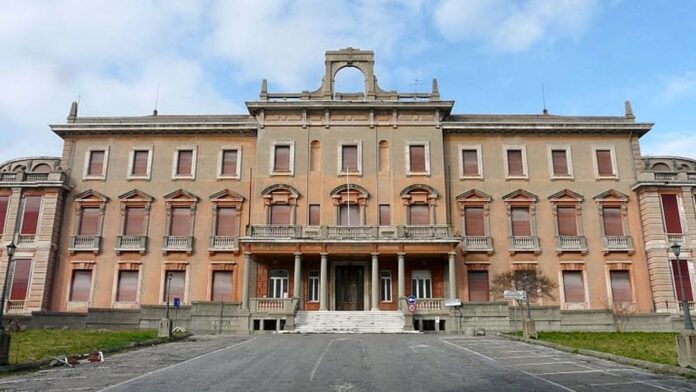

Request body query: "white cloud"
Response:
[658, 71, 696, 103]
[641, 132, 696, 159]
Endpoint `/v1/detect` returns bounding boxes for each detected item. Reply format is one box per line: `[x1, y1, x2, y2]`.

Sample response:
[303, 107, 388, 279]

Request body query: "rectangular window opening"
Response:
[409, 145, 426, 173]
[211, 271, 233, 302]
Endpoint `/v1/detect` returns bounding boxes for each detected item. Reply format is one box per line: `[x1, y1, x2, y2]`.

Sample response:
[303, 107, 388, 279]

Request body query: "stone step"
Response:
[293, 311, 409, 334]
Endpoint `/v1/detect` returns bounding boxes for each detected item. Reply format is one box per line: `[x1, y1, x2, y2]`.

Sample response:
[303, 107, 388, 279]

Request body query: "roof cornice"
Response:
[50, 121, 258, 137]
[442, 120, 653, 135]
[245, 100, 455, 113]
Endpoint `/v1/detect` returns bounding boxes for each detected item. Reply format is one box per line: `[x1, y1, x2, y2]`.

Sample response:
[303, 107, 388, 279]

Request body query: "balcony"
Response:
[636, 171, 696, 183]
[162, 236, 193, 255]
[602, 235, 634, 254]
[250, 298, 299, 314]
[209, 236, 239, 253]
[115, 235, 147, 255]
[69, 235, 101, 254]
[508, 236, 541, 254]
[244, 225, 458, 242]
[666, 233, 686, 246]
[399, 297, 446, 314]
[247, 225, 300, 239]
[0, 171, 65, 183]
[555, 236, 588, 254]
[461, 236, 493, 254]
[403, 225, 452, 239]
[16, 234, 35, 245]
[326, 225, 376, 239]
[5, 300, 25, 312]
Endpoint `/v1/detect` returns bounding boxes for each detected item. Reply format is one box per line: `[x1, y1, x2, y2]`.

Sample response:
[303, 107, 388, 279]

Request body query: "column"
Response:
[371, 253, 379, 311]
[320, 253, 328, 310]
[397, 253, 405, 307]
[293, 253, 302, 299]
[242, 252, 251, 310]
[448, 252, 457, 300]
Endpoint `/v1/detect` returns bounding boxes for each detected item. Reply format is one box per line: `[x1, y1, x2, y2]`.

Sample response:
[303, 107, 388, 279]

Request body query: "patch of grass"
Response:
[8, 329, 157, 365]
[534, 332, 679, 366]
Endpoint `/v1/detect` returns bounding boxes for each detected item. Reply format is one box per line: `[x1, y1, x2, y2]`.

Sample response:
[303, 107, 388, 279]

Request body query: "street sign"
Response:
[407, 295, 417, 305]
[173, 297, 181, 308]
[407, 304, 416, 313]
[444, 299, 461, 307]
[504, 290, 527, 300]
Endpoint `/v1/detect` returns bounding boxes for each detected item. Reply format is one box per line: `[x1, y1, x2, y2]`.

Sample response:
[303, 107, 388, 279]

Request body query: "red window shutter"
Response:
[10, 259, 31, 300]
[308, 205, 320, 226]
[221, 150, 238, 176]
[562, 271, 585, 303]
[342, 145, 358, 172]
[216, 207, 239, 236]
[132, 150, 149, 176]
[468, 271, 489, 302]
[507, 150, 524, 176]
[164, 271, 186, 303]
[610, 271, 632, 302]
[70, 270, 92, 302]
[79, 207, 100, 236]
[602, 207, 623, 236]
[556, 207, 578, 236]
[176, 150, 193, 176]
[409, 145, 426, 172]
[116, 271, 139, 302]
[379, 205, 390, 226]
[124, 207, 146, 236]
[596, 150, 614, 176]
[339, 204, 360, 226]
[274, 146, 290, 172]
[661, 194, 683, 234]
[270, 205, 291, 225]
[551, 150, 569, 176]
[169, 207, 192, 236]
[409, 205, 430, 225]
[20, 196, 41, 235]
[671, 260, 694, 301]
[464, 207, 485, 236]
[88, 150, 104, 176]
[212, 271, 233, 301]
[461, 150, 479, 176]
[0, 196, 8, 235]
[511, 207, 531, 236]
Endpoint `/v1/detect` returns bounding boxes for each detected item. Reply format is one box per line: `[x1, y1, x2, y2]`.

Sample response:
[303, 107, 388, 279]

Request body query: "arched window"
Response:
[651, 163, 671, 172]
[32, 163, 51, 173]
[400, 185, 438, 225]
[333, 66, 365, 100]
[378, 140, 389, 172]
[262, 184, 300, 225]
[310, 140, 320, 172]
[330, 184, 369, 226]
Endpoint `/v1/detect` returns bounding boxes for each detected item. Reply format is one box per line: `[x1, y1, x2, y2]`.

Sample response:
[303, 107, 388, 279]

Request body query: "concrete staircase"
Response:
[292, 311, 415, 333]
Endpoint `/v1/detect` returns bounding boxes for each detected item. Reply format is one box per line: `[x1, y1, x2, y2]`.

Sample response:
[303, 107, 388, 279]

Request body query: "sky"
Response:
[1, 0, 695, 162]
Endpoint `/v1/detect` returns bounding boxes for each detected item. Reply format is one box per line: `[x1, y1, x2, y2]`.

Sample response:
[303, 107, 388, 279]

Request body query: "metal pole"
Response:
[674, 249, 694, 330]
[0, 252, 12, 328]
[165, 273, 172, 320]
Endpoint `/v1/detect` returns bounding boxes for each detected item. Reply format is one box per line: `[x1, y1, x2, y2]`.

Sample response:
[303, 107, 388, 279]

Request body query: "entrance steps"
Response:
[291, 311, 417, 334]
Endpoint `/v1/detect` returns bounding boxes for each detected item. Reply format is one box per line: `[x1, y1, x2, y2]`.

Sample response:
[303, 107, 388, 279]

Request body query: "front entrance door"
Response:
[335, 266, 364, 310]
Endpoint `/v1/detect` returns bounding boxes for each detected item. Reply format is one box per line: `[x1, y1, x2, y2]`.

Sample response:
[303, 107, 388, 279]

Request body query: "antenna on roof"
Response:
[541, 83, 548, 115]
[153, 83, 160, 116]
[410, 78, 422, 96]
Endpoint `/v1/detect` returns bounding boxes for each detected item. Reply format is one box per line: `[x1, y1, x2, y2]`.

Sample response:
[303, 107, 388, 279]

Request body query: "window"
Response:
[215, 207, 239, 237]
[408, 205, 430, 225]
[310, 140, 320, 172]
[128, 148, 152, 179]
[174, 148, 195, 178]
[609, 270, 632, 303]
[548, 147, 572, 178]
[562, 271, 585, 303]
[308, 270, 319, 302]
[341, 144, 359, 173]
[556, 207, 578, 236]
[378, 140, 389, 172]
[468, 271, 489, 301]
[407, 144, 428, 174]
[9, 259, 31, 301]
[661, 194, 683, 234]
[163, 271, 186, 304]
[20, 196, 41, 235]
[218, 147, 241, 178]
[464, 207, 485, 236]
[0, 195, 8, 235]
[83, 148, 108, 179]
[380, 270, 392, 302]
[379, 205, 390, 226]
[116, 270, 139, 302]
[272, 144, 292, 174]
[602, 207, 624, 236]
[78, 207, 100, 236]
[594, 147, 617, 178]
[169, 207, 192, 236]
[124, 207, 146, 236]
[671, 260, 693, 302]
[411, 270, 432, 299]
[308, 205, 320, 226]
[339, 204, 360, 226]
[459, 145, 482, 178]
[268, 270, 289, 298]
[505, 147, 527, 178]
[70, 270, 92, 302]
[270, 205, 292, 225]
[211, 271, 233, 302]
[511, 207, 531, 236]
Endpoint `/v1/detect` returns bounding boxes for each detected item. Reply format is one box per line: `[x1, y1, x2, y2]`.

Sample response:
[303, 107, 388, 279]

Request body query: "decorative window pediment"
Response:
[548, 189, 584, 203]
[164, 189, 199, 205]
[456, 189, 492, 206]
[210, 189, 245, 210]
[118, 189, 154, 205]
[261, 184, 299, 206]
[74, 189, 109, 205]
[593, 189, 629, 203]
[330, 184, 369, 206]
[502, 189, 538, 203]
[400, 184, 438, 205]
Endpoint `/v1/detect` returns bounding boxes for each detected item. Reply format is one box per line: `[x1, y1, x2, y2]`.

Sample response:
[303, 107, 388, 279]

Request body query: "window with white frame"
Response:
[128, 147, 153, 179]
[406, 141, 430, 175]
[562, 270, 586, 304]
[504, 145, 528, 178]
[459, 145, 483, 178]
[163, 270, 186, 305]
[271, 142, 294, 175]
[411, 270, 432, 299]
[380, 270, 392, 302]
[338, 141, 361, 175]
[268, 270, 289, 298]
[308, 270, 319, 302]
[593, 146, 618, 178]
[83, 147, 109, 179]
[547, 146, 573, 178]
[218, 146, 242, 179]
[172, 147, 197, 179]
[70, 269, 93, 302]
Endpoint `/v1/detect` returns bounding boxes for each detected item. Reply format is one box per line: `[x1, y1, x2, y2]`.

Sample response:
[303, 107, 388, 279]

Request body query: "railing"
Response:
[162, 236, 193, 253]
[16, 234, 35, 245]
[666, 234, 686, 245]
[654, 172, 678, 181]
[6, 300, 25, 311]
[689, 173, 696, 181]
[0, 173, 17, 182]
[209, 236, 238, 251]
[69, 235, 101, 252]
[115, 235, 147, 254]
[462, 236, 493, 252]
[602, 235, 634, 252]
[248, 225, 300, 238]
[509, 236, 540, 252]
[0, 172, 65, 183]
[555, 236, 587, 252]
[327, 225, 376, 238]
[403, 225, 451, 239]
[24, 173, 49, 181]
[398, 298, 446, 313]
[250, 297, 299, 313]
[637, 171, 696, 183]
[245, 225, 458, 241]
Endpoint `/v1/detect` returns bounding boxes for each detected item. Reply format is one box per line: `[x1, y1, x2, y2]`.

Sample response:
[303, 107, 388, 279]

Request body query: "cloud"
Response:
[433, 0, 598, 52]
[641, 132, 696, 158]
[658, 71, 696, 103]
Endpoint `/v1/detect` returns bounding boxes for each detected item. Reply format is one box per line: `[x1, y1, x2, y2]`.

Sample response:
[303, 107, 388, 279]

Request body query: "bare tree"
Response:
[490, 269, 557, 325]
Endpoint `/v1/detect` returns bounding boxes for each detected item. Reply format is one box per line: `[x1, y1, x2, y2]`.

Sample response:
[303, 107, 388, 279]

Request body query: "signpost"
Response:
[407, 295, 417, 305]
[407, 304, 416, 313]
[503, 290, 527, 301]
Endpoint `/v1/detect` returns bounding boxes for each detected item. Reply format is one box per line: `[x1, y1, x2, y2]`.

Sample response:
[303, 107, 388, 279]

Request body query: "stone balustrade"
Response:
[508, 236, 540, 253]
[209, 236, 239, 251]
[162, 235, 193, 254]
[0, 171, 65, 183]
[637, 171, 696, 183]
[462, 236, 493, 252]
[245, 225, 457, 241]
[555, 235, 588, 253]
[250, 298, 299, 314]
[69, 235, 101, 253]
[115, 235, 147, 254]
[666, 234, 686, 245]
[601, 235, 634, 253]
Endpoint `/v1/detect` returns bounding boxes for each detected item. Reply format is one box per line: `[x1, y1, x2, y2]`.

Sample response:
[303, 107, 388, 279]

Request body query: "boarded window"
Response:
[671, 260, 693, 301]
[468, 271, 489, 302]
[409, 145, 426, 172]
[511, 207, 531, 236]
[464, 207, 485, 236]
[507, 149, 524, 176]
[163, 271, 185, 304]
[274, 145, 291, 172]
[551, 150, 569, 176]
[562, 271, 585, 303]
[211, 271, 233, 302]
[556, 207, 578, 236]
[342, 145, 358, 172]
[308, 205, 320, 226]
[124, 207, 146, 236]
[409, 205, 430, 225]
[176, 150, 193, 176]
[339, 204, 360, 226]
[0, 196, 9, 235]
[270, 204, 291, 225]
[379, 204, 390, 226]
[602, 207, 623, 236]
[661, 194, 683, 234]
[20, 196, 41, 235]
[169, 207, 192, 236]
[70, 270, 92, 302]
[87, 150, 105, 176]
[310, 141, 320, 171]
[116, 270, 138, 302]
[609, 271, 632, 303]
[378, 141, 389, 172]
[9, 259, 31, 300]
[596, 150, 614, 176]
[221, 149, 238, 176]
[132, 150, 149, 176]
[78, 207, 100, 236]
[216, 207, 239, 237]
[461, 149, 479, 176]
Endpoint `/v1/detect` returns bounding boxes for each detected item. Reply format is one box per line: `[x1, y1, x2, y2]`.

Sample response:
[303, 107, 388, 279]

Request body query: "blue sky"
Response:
[1, 0, 695, 161]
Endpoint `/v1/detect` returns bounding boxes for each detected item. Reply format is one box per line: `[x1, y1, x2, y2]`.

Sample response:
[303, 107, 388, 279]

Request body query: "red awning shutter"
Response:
[124, 207, 145, 236]
[116, 271, 139, 302]
[562, 271, 585, 303]
[602, 207, 623, 236]
[671, 260, 694, 301]
[511, 207, 531, 236]
[0, 196, 8, 235]
[661, 194, 683, 234]
[507, 150, 524, 176]
[212, 271, 233, 302]
[409, 205, 430, 225]
[79, 207, 100, 236]
[270, 205, 291, 225]
[462, 150, 479, 176]
[468, 271, 489, 302]
[464, 207, 485, 236]
[20, 196, 42, 235]
[132, 150, 149, 176]
[308, 205, 320, 226]
[88, 150, 104, 176]
[342, 145, 358, 172]
[216, 207, 239, 236]
[274, 146, 290, 172]
[556, 207, 578, 236]
[221, 150, 238, 176]
[596, 150, 614, 176]
[551, 150, 569, 176]
[10, 259, 31, 300]
[379, 205, 390, 226]
[609, 271, 632, 302]
[70, 270, 92, 302]
[170, 207, 192, 236]
[176, 150, 193, 175]
[409, 145, 426, 172]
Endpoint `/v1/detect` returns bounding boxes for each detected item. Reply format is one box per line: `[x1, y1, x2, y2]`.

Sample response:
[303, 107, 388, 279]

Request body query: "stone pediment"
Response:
[593, 189, 628, 202]
[548, 189, 584, 203]
[210, 189, 245, 202]
[118, 189, 154, 202]
[164, 189, 198, 202]
[502, 189, 538, 202]
[73, 189, 109, 203]
[456, 189, 492, 203]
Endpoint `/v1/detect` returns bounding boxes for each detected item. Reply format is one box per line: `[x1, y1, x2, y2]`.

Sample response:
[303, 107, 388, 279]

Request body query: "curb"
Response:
[497, 333, 696, 379]
[0, 332, 193, 374]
